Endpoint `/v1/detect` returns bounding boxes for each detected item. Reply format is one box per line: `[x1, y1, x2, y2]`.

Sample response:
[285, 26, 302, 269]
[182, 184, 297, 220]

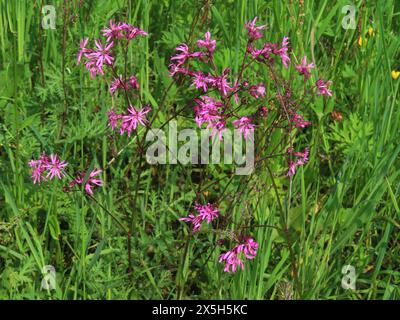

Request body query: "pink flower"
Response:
[102, 20, 124, 42]
[29, 161, 45, 184]
[28, 154, 49, 184]
[44, 154, 68, 180]
[242, 237, 259, 259]
[245, 17, 266, 40]
[194, 203, 219, 223]
[168, 64, 182, 76]
[179, 203, 219, 232]
[295, 55, 314, 81]
[316, 79, 332, 96]
[168, 64, 191, 77]
[249, 83, 266, 99]
[259, 106, 268, 117]
[208, 68, 233, 96]
[194, 96, 223, 128]
[171, 43, 202, 67]
[247, 43, 265, 59]
[291, 113, 311, 129]
[83, 40, 114, 77]
[219, 251, 244, 273]
[101, 21, 148, 42]
[29, 154, 69, 184]
[120, 23, 148, 40]
[179, 214, 203, 232]
[170, 44, 190, 66]
[287, 160, 297, 176]
[84, 60, 99, 78]
[90, 39, 114, 70]
[109, 76, 127, 94]
[77, 37, 90, 65]
[107, 109, 121, 130]
[247, 42, 277, 63]
[83, 169, 103, 196]
[208, 121, 227, 141]
[129, 75, 139, 90]
[294, 148, 309, 166]
[191, 71, 210, 92]
[197, 31, 216, 54]
[120, 105, 151, 136]
[219, 237, 259, 273]
[70, 168, 103, 196]
[109, 75, 139, 95]
[276, 36, 290, 68]
[287, 148, 309, 176]
[233, 117, 255, 140]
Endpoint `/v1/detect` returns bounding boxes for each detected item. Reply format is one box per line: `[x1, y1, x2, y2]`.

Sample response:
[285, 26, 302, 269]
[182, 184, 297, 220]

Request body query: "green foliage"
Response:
[328, 113, 374, 155]
[0, 0, 399, 300]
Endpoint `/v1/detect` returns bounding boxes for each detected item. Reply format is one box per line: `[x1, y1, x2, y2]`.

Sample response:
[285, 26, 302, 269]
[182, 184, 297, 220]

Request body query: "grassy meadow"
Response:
[0, 0, 399, 300]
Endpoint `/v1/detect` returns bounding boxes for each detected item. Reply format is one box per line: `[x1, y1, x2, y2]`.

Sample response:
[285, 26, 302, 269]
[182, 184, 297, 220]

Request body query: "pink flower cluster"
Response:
[179, 202, 259, 273]
[244, 18, 332, 95]
[232, 117, 256, 140]
[179, 203, 219, 232]
[246, 35, 291, 68]
[169, 29, 273, 141]
[76, 21, 152, 137]
[294, 57, 332, 96]
[28, 154, 68, 184]
[28, 153, 103, 196]
[77, 20, 147, 78]
[102, 20, 148, 42]
[192, 91, 258, 141]
[109, 75, 139, 95]
[245, 17, 266, 40]
[291, 112, 311, 129]
[167, 16, 331, 163]
[168, 17, 332, 147]
[77, 38, 114, 77]
[219, 237, 259, 273]
[52, 21, 149, 198]
[315, 79, 333, 96]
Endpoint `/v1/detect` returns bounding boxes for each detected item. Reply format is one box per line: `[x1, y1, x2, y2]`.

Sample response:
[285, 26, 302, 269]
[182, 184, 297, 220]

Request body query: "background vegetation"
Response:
[0, 0, 399, 299]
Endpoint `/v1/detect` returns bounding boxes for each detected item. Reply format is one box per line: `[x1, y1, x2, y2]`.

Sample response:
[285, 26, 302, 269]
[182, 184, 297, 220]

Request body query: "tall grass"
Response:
[0, 0, 399, 299]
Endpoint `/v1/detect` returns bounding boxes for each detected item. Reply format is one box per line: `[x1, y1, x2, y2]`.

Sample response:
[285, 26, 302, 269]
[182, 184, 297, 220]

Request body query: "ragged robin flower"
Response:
[179, 203, 219, 232]
[219, 237, 259, 273]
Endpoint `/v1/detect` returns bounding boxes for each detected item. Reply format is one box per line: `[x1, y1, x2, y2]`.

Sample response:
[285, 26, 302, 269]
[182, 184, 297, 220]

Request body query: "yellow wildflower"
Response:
[358, 36, 367, 46]
[391, 70, 400, 80]
[368, 27, 374, 37]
